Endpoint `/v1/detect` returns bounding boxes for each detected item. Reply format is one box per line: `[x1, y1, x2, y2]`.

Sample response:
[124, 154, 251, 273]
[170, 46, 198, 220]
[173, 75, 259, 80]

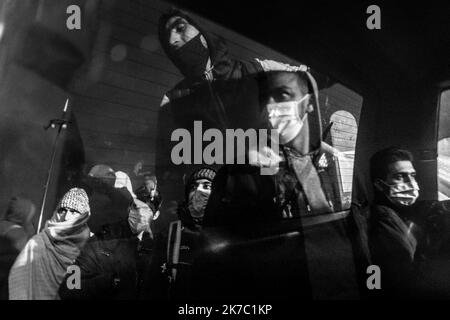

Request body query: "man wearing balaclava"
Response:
[155, 8, 306, 215]
[152, 167, 216, 300]
[368, 147, 423, 298]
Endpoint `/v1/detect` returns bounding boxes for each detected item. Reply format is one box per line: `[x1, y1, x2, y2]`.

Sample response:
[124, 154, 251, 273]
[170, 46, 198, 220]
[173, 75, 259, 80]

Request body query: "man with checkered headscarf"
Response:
[8, 188, 91, 300]
[58, 197, 156, 300]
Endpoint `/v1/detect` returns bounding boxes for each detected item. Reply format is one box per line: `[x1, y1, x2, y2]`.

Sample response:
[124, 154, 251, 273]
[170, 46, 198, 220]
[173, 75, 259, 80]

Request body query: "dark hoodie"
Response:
[0, 197, 35, 300]
[155, 9, 264, 204]
[368, 192, 425, 298]
[158, 9, 262, 84]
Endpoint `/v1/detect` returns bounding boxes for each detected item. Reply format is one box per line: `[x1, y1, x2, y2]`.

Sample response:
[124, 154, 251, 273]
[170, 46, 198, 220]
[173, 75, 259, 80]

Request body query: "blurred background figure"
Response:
[84, 164, 133, 235]
[0, 197, 36, 300]
[115, 171, 137, 199]
[135, 174, 162, 220]
[8, 188, 90, 300]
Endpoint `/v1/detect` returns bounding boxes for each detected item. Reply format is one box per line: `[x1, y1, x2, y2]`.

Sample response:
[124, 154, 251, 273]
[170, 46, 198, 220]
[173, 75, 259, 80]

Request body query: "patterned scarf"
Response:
[8, 189, 90, 300]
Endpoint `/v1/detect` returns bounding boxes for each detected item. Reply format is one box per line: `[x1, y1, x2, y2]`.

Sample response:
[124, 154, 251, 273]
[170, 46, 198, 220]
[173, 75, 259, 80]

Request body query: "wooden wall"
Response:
[70, 0, 363, 189]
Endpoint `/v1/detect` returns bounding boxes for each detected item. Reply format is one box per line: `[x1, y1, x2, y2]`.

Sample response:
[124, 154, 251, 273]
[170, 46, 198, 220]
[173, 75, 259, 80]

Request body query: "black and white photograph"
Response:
[0, 0, 450, 311]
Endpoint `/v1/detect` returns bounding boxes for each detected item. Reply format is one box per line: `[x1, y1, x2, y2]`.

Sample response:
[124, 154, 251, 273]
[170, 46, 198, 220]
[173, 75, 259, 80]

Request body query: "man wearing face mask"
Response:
[152, 167, 216, 300]
[197, 70, 364, 300]
[205, 70, 341, 226]
[135, 175, 163, 221]
[58, 198, 155, 300]
[368, 147, 423, 298]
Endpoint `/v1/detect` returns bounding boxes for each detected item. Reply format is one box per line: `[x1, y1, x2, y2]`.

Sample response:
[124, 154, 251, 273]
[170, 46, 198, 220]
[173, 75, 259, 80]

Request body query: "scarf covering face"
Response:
[188, 190, 210, 219]
[8, 188, 90, 300]
[168, 33, 210, 79]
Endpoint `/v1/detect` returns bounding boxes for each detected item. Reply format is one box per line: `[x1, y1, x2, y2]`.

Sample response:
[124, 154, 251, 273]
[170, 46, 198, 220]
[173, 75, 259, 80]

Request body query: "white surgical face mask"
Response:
[128, 202, 153, 234]
[266, 94, 309, 144]
[381, 180, 420, 206]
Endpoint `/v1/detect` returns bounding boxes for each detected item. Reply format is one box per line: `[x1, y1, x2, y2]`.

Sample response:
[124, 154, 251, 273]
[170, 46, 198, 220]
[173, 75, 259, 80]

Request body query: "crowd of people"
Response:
[1, 8, 450, 300]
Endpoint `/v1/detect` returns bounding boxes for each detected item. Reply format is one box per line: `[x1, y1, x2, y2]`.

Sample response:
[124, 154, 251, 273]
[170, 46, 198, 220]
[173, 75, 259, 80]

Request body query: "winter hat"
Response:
[185, 167, 216, 199]
[59, 188, 90, 214]
[114, 171, 137, 198]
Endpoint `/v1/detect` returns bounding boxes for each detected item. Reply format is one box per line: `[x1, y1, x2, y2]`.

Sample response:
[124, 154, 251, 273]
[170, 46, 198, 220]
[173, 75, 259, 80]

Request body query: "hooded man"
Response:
[59, 198, 154, 300]
[176, 167, 216, 231]
[155, 9, 305, 209]
[190, 70, 363, 300]
[0, 197, 35, 300]
[8, 188, 90, 300]
[204, 70, 341, 226]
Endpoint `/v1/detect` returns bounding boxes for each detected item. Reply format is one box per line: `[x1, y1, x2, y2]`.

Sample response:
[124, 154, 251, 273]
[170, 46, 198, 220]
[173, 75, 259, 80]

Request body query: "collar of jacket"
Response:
[373, 192, 415, 221]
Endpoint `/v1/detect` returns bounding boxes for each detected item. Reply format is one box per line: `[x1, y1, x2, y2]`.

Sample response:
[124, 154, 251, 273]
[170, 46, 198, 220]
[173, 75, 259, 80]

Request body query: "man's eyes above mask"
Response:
[269, 90, 293, 102]
[175, 23, 187, 33]
[202, 183, 212, 190]
[393, 172, 416, 180]
[58, 207, 79, 214]
[193, 182, 212, 191]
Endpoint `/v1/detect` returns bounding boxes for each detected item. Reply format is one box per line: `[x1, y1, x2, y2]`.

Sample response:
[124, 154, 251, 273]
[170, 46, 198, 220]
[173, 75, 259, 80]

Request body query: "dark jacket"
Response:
[368, 196, 424, 298]
[58, 220, 153, 300]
